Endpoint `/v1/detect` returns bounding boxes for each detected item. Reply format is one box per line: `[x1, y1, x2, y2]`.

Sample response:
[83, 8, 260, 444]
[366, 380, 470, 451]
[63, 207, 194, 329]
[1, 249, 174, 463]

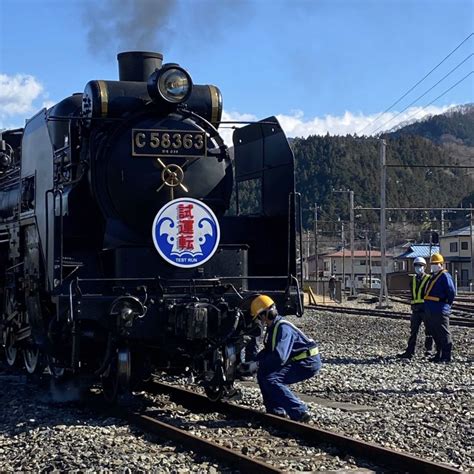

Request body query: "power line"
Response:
[357, 32, 473, 135]
[370, 53, 473, 135]
[380, 70, 473, 132]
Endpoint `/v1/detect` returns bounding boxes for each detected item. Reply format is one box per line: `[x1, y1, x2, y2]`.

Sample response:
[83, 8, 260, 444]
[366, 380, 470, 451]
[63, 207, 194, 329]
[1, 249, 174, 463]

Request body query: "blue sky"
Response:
[1, 0, 473, 141]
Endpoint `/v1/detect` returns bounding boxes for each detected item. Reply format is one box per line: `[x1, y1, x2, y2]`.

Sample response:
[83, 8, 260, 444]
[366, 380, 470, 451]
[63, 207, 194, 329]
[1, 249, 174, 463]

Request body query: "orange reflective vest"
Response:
[424, 270, 447, 302]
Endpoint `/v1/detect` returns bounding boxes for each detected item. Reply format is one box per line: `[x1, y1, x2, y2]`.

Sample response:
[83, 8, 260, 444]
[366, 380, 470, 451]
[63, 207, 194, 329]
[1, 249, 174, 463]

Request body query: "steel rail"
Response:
[359, 289, 474, 310]
[307, 304, 473, 328]
[126, 412, 280, 473]
[145, 381, 460, 474]
[388, 295, 474, 315]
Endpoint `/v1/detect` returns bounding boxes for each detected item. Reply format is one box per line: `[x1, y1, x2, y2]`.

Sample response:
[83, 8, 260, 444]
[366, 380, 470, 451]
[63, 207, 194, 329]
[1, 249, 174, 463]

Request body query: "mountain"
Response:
[387, 104, 474, 146]
[289, 105, 474, 245]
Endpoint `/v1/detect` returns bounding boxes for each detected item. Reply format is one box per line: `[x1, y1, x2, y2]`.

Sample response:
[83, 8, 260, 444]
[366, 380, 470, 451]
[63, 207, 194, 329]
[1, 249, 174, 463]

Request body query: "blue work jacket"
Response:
[257, 316, 317, 373]
[424, 270, 456, 315]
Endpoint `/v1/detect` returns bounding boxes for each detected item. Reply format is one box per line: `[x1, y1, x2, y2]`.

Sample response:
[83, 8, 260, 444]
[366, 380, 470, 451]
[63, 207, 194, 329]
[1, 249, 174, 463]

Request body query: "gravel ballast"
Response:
[236, 308, 473, 471]
[0, 373, 226, 472]
[0, 307, 472, 471]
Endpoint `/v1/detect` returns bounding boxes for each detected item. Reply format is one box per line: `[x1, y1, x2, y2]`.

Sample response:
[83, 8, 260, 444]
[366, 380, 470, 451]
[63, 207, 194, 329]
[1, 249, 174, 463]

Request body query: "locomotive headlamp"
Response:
[147, 64, 193, 104]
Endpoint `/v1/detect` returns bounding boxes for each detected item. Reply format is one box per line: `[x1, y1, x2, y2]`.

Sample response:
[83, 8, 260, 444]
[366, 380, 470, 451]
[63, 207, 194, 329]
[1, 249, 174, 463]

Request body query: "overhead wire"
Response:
[356, 32, 473, 136]
[378, 70, 473, 133]
[370, 54, 473, 135]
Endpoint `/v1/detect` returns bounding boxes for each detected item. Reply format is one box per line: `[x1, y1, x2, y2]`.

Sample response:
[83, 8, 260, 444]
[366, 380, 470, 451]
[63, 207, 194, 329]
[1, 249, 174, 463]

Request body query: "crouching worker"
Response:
[250, 295, 321, 422]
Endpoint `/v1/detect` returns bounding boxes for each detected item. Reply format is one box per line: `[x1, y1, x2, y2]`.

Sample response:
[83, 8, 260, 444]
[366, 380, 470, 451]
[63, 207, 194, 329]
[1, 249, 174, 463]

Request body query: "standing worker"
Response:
[424, 253, 456, 362]
[250, 295, 321, 422]
[328, 275, 336, 301]
[397, 257, 433, 359]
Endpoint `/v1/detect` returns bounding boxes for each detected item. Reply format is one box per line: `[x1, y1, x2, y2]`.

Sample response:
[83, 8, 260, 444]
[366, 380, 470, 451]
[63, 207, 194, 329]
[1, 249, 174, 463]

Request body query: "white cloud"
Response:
[42, 100, 56, 110]
[0, 75, 455, 146]
[220, 104, 455, 146]
[0, 74, 44, 119]
[219, 110, 259, 147]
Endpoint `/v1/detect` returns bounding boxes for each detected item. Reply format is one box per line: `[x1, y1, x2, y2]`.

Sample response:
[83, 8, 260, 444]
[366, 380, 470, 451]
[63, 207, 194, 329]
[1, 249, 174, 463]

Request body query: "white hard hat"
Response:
[413, 257, 427, 266]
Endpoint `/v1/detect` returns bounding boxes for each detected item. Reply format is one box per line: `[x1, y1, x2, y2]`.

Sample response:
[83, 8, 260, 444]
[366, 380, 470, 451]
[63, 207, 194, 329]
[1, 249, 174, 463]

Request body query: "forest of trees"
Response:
[236, 104, 474, 248]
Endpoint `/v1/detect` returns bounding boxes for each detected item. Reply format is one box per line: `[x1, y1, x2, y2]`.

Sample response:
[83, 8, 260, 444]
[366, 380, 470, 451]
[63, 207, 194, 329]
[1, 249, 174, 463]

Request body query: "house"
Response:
[440, 226, 472, 289]
[320, 250, 394, 289]
[394, 243, 440, 273]
[389, 243, 440, 290]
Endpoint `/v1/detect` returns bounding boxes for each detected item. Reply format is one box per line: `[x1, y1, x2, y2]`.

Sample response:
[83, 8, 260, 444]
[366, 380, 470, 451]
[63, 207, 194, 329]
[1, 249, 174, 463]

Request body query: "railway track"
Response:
[387, 295, 474, 315]
[307, 304, 474, 328]
[360, 289, 474, 305]
[116, 380, 460, 473]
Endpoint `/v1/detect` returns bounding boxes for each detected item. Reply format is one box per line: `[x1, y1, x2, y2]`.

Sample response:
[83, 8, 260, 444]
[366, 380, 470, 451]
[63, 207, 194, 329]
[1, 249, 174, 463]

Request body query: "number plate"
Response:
[132, 129, 207, 158]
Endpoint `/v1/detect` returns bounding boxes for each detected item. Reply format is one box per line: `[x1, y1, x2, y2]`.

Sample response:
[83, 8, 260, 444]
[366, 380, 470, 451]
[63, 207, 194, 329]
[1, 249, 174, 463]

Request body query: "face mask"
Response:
[431, 264, 442, 273]
[414, 266, 425, 275]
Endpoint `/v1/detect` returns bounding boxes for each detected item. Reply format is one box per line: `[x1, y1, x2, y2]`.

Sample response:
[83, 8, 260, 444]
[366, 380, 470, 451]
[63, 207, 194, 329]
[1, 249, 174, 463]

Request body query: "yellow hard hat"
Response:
[430, 253, 444, 264]
[250, 295, 275, 318]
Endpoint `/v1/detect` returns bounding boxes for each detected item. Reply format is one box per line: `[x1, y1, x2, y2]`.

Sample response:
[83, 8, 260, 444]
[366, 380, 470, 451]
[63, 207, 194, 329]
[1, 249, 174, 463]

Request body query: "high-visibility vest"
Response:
[424, 270, 447, 302]
[271, 319, 319, 362]
[411, 274, 430, 304]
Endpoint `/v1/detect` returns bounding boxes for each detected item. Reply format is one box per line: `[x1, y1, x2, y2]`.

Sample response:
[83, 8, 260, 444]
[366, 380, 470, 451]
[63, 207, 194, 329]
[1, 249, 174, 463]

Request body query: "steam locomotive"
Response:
[0, 51, 303, 400]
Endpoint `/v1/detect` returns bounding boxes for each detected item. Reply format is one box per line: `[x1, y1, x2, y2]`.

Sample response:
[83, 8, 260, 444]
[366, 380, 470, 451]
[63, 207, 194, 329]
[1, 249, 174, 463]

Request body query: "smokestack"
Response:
[117, 51, 163, 82]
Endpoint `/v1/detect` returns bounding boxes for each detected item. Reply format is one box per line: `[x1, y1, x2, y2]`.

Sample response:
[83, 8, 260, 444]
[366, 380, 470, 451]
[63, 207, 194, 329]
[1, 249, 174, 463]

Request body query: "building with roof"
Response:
[440, 226, 472, 289]
[394, 243, 440, 273]
[319, 250, 394, 289]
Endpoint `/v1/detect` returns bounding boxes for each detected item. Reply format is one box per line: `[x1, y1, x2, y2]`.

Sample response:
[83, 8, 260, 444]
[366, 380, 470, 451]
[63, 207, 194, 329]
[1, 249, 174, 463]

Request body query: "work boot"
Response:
[396, 352, 413, 359]
[294, 412, 311, 423]
[424, 337, 434, 353]
[429, 354, 441, 362]
[440, 344, 452, 362]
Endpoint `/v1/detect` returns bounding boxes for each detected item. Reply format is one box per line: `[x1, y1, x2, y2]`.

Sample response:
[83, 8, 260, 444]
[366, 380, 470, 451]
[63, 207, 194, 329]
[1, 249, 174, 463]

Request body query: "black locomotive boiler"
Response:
[0, 51, 303, 400]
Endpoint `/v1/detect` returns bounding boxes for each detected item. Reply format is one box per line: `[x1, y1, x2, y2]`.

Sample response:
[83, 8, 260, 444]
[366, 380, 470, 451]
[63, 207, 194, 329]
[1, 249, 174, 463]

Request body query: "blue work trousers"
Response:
[424, 307, 452, 361]
[405, 308, 433, 355]
[257, 355, 321, 420]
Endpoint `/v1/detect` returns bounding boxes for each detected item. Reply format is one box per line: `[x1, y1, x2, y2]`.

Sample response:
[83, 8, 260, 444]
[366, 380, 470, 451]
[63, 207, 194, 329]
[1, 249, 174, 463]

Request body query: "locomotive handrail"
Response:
[44, 188, 54, 291]
[68, 277, 83, 324]
[45, 186, 65, 290]
[226, 283, 244, 300]
[288, 192, 303, 289]
[69, 278, 76, 323]
[5, 261, 23, 272]
[287, 193, 292, 278]
[46, 115, 124, 122]
[218, 120, 280, 125]
[288, 274, 304, 317]
[72, 275, 292, 283]
[58, 188, 64, 284]
[177, 107, 227, 151]
[296, 192, 304, 288]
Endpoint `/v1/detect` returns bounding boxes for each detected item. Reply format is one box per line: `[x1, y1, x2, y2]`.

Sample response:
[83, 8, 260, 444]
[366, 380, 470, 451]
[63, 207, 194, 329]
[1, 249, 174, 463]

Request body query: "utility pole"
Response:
[313, 204, 319, 283]
[379, 139, 389, 308]
[349, 190, 355, 298]
[470, 206, 474, 292]
[429, 227, 433, 258]
[341, 222, 345, 295]
[365, 230, 369, 284]
[305, 230, 310, 280]
[333, 189, 354, 295]
[369, 239, 373, 287]
[441, 209, 445, 236]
